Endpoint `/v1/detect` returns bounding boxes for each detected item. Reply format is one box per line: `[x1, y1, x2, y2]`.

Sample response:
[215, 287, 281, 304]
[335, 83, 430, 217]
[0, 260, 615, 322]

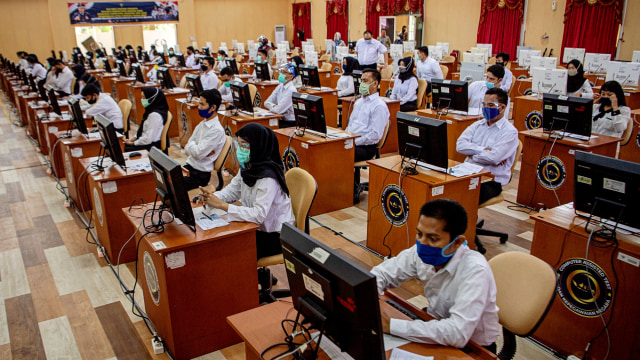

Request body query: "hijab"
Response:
[235, 123, 289, 195]
[72, 64, 86, 78]
[291, 56, 304, 68]
[398, 56, 416, 82]
[342, 56, 359, 76]
[137, 87, 169, 138]
[334, 32, 342, 45]
[567, 59, 586, 93]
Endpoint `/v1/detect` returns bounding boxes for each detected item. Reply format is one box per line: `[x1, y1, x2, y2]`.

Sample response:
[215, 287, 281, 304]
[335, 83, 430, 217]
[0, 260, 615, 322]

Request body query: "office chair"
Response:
[620, 117, 635, 147]
[321, 62, 332, 71]
[318, 54, 331, 62]
[475, 140, 523, 254]
[258, 167, 317, 304]
[160, 112, 173, 154]
[442, 55, 456, 63]
[439, 65, 449, 79]
[179, 75, 188, 88]
[247, 83, 259, 107]
[353, 120, 390, 204]
[489, 252, 557, 360]
[488, 56, 497, 65]
[416, 79, 428, 109]
[402, 51, 414, 58]
[118, 99, 132, 139]
[212, 136, 232, 191]
[380, 66, 393, 80]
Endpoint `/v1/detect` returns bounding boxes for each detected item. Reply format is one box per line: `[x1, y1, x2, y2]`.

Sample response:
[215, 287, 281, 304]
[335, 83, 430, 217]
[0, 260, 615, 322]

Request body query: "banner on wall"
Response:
[68, 2, 179, 26]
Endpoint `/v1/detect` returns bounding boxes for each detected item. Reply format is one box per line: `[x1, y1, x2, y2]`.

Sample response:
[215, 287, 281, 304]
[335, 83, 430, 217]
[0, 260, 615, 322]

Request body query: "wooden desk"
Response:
[167, 66, 199, 86]
[41, 115, 74, 178]
[511, 67, 529, 80]
[239, 63, 255, 75]
[619, 110, 640, 163]
[511, 78, 532, 97]
[275, 127, 358, 215]
[530, 205, 640, 360]
[339, 96, 401, 154]
[126, 205, 259, 360]
[512, 95, 543, 143]
[380, 79, 395, 98]
[366, 156, 486, 256]
[97, 72, 119, 97]
[516, 129, 620, 209]
[127, 82, 161, 125]
[37, 108, 72, 155]
[248, 80, 279, 107]
[299, 87, 338, 128]
[163, 88, 191, 137]
[415, 109, 483, 162]
[175, 98, 200, 147]
[440, 61, 457, 80]
[26, 100, 50, 144]
[15, 90, 39, 126]
[112, 77, 135, 102]
[318, 68, 340, 89]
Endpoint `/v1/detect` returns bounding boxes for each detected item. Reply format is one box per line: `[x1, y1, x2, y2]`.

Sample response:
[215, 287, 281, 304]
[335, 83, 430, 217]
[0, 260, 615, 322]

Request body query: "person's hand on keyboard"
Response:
[381, 305, 392, 334]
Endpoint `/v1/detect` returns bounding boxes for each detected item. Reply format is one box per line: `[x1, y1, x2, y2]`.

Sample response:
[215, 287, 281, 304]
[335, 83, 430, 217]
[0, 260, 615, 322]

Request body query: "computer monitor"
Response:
[68, 98, 88, 135]
[157, 67, 175, 89]
[115, 60, 126, 76]
[254, 61, 271, 82]
[95, 114, 126, 170]
[298, 65, 321, 88]
[102, 58, 112, 73]
[37, 80, 48, 103]
[176, 53, 186, 67]
[131, 64, 145, 83]
[562, 47, 586, 64]
[460, 62, 485, 82]
[279, 223, 385, 360]
[21, 69, 28, 85]
[148, 147, 197, 232]
[531, 67, 568, 95]
[397, 112, 449, 173]
[201, 47, 210, 56]
[47, 89, 62, 116]
[230, 80, 253, 114]
[605, 61, 640, 87]
[185, 73, 203, 98]
[518, 50, 542, 67]
[431, 79, 469, 114]
[28, 74, 38, 93]
[476, 43, 493, 57]
[529, 56, 557, 70]
[87, 57, 95, 70]
[583, 53, 611, 74]
[72, 52, 79, 65]
[352, 70, 363, 93]
[225, 58, 239, 75]
[462, 52, 485, 65]
[428, 45, 444, 61]
[292, 93, 326, 136]
[542, 94, 593, 139]
[574, 151, 640, 231]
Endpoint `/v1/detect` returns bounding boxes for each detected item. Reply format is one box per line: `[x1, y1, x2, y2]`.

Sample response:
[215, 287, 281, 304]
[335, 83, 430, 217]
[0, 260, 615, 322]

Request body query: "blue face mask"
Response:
[236, 146, 250, 168]
[198, 105, 215, 119]
[342, 64, 347, 72]
[365, 40, 372, 44]
[415, 237, 466, 267]
[482, 107, 500, 121]
[485, 81, 495, 89]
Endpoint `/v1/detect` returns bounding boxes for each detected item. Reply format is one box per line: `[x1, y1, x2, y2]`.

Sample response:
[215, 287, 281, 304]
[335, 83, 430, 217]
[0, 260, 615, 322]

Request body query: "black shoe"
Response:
[271, 275, 278, 286]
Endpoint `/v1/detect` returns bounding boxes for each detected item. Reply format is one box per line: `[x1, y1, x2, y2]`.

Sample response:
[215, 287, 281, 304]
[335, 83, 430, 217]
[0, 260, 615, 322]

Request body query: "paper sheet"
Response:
[389, 348, 434, 360]
[448, 162, 484, 177]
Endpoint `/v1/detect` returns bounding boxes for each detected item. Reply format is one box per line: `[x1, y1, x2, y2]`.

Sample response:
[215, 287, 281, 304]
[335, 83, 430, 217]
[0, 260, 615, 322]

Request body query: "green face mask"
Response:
[256, 55, 262, 62]
[141, 99, 150, 107]
[278, 74, 287, 84]
[217, 56, 223, 61]
[359, 82, 371, 96]
[236, 147, 250, 168]
[224, 81, 231, 88]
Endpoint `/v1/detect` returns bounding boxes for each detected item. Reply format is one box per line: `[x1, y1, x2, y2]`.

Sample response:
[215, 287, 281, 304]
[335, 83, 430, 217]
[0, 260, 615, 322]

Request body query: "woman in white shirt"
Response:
[336, 56, 359, 97]
[591, 80, 631, 138]
[566, 59, 593, 98]
[200, 123, 295, 259]
[290, 56, 304, 89]
[216, 50, 228, 71]
[124, 87, 168, 152]
[390, 56, 419, 112]
[264, 64, 299, 127]
[27, 55, 47, 80]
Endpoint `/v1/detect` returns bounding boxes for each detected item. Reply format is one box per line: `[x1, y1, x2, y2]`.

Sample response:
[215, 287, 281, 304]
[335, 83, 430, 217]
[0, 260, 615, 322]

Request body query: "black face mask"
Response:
[496, 62, 505, 67]
[600, 97, 612, 107]
[55, 68, 62, 75]
[88, 95, 98, 105]
[201, 65, 208, 72]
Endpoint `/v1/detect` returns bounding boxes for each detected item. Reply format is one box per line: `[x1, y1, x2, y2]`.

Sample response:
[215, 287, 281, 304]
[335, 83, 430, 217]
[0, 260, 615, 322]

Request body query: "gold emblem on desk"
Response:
[557, 258, 612, 317]
[537, 155, 566, 190]
[381, 184, 409, 226]
[282, 147, 300, 171]
[144, 252, 161, 305]
[525, 111, 543, 130]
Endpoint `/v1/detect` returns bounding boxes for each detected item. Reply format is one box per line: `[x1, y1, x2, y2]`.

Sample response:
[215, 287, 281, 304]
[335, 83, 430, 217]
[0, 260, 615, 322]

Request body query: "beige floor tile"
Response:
[44, 246, 85, 296]
[0, 283, 9, 345]
[38, 316, 82, 360]
[517, 231, 534, 242]
[486, 203, 531, 221]
[70, 254, 122, 309]
[1, 170, 18, 183]
[105, 264, 146, 323]
[0, 248, 31, 299]
[192, 350, 228, 360]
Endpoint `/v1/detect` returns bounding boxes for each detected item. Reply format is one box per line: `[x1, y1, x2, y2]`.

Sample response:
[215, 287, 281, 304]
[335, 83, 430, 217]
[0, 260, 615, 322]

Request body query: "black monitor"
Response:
[230, 81, 253, 115]
[574, 151, 640, 231]
[21, 69, 28, 85]
[148, 147, 197, 232]
[37, 80, 48, 103]
[542, 94, 593, 139]
[255, 61, 270, 81]
[298, 65, 321, 88]
[225, 58, 239, 75]
[352, 70, 363, 93]
[87, 57, 95, 70]
[397, 112, 449, 173]
[59, 51, 64, 61]
[68, 98, 88, 135]
[157, 67, 175, 89]
[176, 53, 186, 67]
[292, 93, 327, 136]
[28, 74, 38, 93]
[141, 50, 150, 62]
[279, 223, 385, 360]
[431, 79, 469, 114]
[50, 50, 56, 60]
[102, 58, 112, 73]
[202, 47, 210, 56]
[131, 64, 145, 83]
[72, 52, 79, 65]
[185, 73, 203, 98]
[116, 60, 126, 76]
[47, 89, 62, 116]
[78, 53, 86, 66]
[95, 114, 126, 170]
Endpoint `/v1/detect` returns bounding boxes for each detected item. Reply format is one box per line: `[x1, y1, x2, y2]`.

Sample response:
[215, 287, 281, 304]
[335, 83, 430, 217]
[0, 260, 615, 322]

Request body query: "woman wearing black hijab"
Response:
[566, 59, 593, 98]
[200, 123, 295, 259]
[390, 56, 418, 111]
[337, 56, 360, 97]
[71, 64, 99, 95]
[124, 87, 168, 152]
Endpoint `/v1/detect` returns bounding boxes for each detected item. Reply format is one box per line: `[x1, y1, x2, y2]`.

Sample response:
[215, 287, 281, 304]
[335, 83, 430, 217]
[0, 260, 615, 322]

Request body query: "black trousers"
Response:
[354, 144, 378, 185]
[479, 181, 503, 205]
[400, 100, 417, 112]
[183, 164, 212, 191]
[124, 141, 163, 154]
[360, 63, 378, 71]
[256, 231, 282, 260]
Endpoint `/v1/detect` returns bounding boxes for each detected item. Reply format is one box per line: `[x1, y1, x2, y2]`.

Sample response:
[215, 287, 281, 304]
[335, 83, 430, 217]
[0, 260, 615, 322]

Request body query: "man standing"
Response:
[355, 30, 388, 70]
[377, 29, 391, 48]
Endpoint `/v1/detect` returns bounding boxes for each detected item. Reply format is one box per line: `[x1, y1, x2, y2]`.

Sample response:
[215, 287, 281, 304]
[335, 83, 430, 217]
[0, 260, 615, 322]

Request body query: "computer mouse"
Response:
[129, 151, 142, 158]
[191, 194, 202, 203]
[90, 128, 99, 133]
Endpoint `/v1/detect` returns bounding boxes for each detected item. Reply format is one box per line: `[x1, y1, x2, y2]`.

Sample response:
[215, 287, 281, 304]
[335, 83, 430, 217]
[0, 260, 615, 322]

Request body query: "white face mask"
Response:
[568, 69, 578, 76]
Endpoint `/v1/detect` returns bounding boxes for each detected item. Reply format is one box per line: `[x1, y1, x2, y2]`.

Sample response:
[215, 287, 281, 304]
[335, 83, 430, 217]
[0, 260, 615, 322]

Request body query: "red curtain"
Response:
[561, 0, 624, 60]
[477, 0, 524, 57]
[394, 0, 424, 14]
[327, 0, 348, 41]
[366, 0, 393, 36]
[292, 2, 312, 49]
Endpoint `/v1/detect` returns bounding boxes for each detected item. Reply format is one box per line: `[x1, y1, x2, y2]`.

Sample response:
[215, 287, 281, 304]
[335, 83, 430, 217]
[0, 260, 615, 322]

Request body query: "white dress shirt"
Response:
[264, 81, 298, 121]
[185, 53, 197, 68]
[345, 93, 390, 146]
[336, 75, 355, 97]
[201, 71, 219, 90]
[456, 115, 519, 185]
[85, 93, 123, 129]
[591, 104, 631, 138]
[18, 59, 29, 71]
[217, 59, 227, 71]
[467, 81, 511, 116]
[31, 63, 47, 80]
[53, 67, 74, 95]
[135, 112, 164, 146]
[214, 175, 295, 233]
[168, 57, 178, 66]
[501, 67, 513, 92]
[391, 76, 418, 105]
[416, 58, 444, 83]
[567, 79, 594, 98]
[371, 244, 500, 348]
[355, 38, 388, 65]
[185, 115, 226, 172]
[219, 77, 236, 103]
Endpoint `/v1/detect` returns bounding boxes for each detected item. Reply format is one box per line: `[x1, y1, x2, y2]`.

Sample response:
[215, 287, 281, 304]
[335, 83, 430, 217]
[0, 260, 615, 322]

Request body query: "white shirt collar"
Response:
[204, 115, 219, 128]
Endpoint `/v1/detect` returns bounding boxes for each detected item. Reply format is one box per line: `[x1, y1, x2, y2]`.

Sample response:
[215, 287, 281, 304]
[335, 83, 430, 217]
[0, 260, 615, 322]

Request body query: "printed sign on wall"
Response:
[68, 2, 179, 26]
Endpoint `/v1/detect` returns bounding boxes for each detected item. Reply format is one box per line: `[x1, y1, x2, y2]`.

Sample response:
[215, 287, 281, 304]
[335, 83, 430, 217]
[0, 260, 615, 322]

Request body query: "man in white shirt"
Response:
[51, 60, 74, 96]
[495, 52, 513, 93]
[200, 57, 219, 90]
[355, 30, 388, 70]
[185, 46, 198, 68]
[264, 64, 299, 128]
[216, 50, 228, 71]
[183, 89, 226, 191]
[467, 65, 510, 116]
[416, 46, 444, 89]
[81, 84, 124, 132]
[371, 199, 500, 351]
[457, 87, 519, 204]
[218, 67, 236, 103]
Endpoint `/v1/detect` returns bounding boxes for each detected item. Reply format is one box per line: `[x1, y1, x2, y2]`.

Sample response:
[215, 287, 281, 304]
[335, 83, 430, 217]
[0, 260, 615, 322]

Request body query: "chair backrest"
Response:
[160, 112, 173, 152]
[214, 135, 232, 171]
[416, 78, 428, 108]
[236, 55, 243, 64]
[442, 55, 456, 63]
[402, 51, 414, 58]
[179, 75, 188, 88]
[319, 54, 331, 62]
[118, 99, 132, 137]
[489, 252, 557, 336]
[247, 83, 258, 105]
[377, 120, 391, 152]
[440, 65, 449, 79]
[620, 117, 634, 146]
[508, 140, 523, 183]
[321, 62, 332, 71]
[285, 168, 317, 233]
[380, 66, 393, 80]
[488, 56, 496, 65]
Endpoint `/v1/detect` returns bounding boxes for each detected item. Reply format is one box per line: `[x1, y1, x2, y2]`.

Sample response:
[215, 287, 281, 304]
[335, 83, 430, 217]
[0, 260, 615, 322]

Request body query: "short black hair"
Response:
[363, 30, 372, 36]
[203, 56, 215, 66]
[218, 50, 227, 57]
[81, 83, 100, 97]
[187, 46, 195, 52]
[496, 52, 510, 63]
[600, 80, 627, 107]
[258, 49, 268, 57]
[420, 199, 468, 241]
[54, 59, 64, 66]
[487, 64, 505, 79]
[485, 87, 509, 105]
[220, 67, 234, 77]
[200, 89, 222, 110]
[363, 69, 381, 83]
[417, 46, 429, 57]
[27, 54, 38, 64]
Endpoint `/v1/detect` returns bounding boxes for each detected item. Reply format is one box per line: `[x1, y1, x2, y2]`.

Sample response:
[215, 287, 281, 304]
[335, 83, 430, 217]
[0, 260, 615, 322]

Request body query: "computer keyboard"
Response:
[384, 299, 420, 320]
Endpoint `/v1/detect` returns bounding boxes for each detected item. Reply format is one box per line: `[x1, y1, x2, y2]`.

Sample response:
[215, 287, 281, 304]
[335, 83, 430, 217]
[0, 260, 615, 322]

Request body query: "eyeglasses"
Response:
[481, 102, 501, 108]
[234, 138, 250, 150]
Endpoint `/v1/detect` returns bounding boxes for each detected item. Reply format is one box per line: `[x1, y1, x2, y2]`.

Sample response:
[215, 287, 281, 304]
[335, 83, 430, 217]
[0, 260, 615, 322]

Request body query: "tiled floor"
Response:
[0, 90, 558, 359]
